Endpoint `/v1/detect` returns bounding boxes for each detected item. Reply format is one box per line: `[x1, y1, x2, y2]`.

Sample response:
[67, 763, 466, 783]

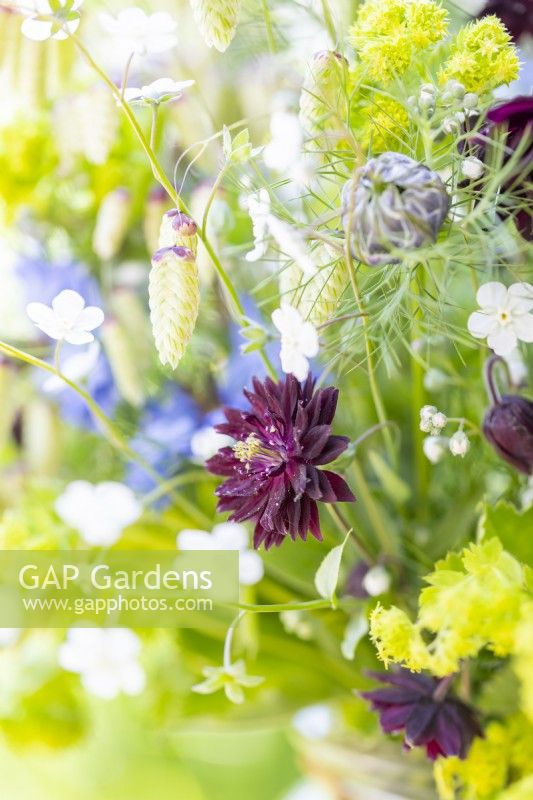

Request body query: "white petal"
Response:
[239, 551, 264, 586]
[467, 310, 498, 338]
[508, 283, 533, 313]
[64, 329, 94, 345]
[487, 327, 518, 356]
[280, 349, 309, 381]
[76, 305, 104, 331]
[120, 662, 146, 695]
[52, 289, 85, 322]
[272, 305, 302, 334]
[26, 302, 56, 327]
[476, 282, 508, 310]
[212, 522, 249, 551]
[123, 88, 143, 103]
[21, 17, 53, 41]
[299, 322, 319, 357]
[512, 314, 533, 343]
[177, 529, 213, 550]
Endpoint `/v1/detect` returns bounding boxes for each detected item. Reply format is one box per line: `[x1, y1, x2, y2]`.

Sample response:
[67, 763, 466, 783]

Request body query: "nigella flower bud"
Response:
[92, 188, 131, 261]
[341, 152, 450, 267]
[483, 356, 533, 475]
[158, 209, 198, 254]
[149, 246, 200, 370]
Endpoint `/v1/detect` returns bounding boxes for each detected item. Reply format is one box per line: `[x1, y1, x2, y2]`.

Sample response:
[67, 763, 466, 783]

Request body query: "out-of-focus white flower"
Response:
[58, 628, 145, 699]
[423, 368, 449, 392]
[190, 426, 232, 462]
[177, 522, 264, 586]
[467, 282, 533, 357]
[245, 190, 316, 275]
[461, 156, 484, 180]
[26, 290, 104, 345]
[292, 704, 334, 740]
[245, 189, 271, 262]
[43, 341, 101, 392]
[192, 660, 263, 704]
[21, 0, 82, 41]
[272, 304, 319, 381]
[264, 111, 303, 174]
[419, 406, 447, 435]
[99, 7, 177, 57]
[92, 188, 131, 262]
[280, 610, 313, 640]
[449, 430, 470, 457]
[505, 348, 529, 387]
[55, 481, 142, 546]
[124, 78, 194, 106]
[362, 565, 391, 597]
[282, 781, 334, 800]
[423, 436, 449, 464]
[0, 629, 20, 647]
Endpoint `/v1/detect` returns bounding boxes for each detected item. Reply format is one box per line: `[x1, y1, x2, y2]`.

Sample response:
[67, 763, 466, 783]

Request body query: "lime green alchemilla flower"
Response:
[439, 16, 520, 94]
[359, 96, 410, 154]
[348, 0, 448, 83]
[192, 660, 264, 705]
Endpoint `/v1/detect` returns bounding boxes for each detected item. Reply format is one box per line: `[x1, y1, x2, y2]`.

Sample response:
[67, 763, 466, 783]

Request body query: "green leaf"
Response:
[341, 612, 368, 660]
[367, 450, 411, 505]
[314, 530, 351, 603]
[479, 501, 533, 568]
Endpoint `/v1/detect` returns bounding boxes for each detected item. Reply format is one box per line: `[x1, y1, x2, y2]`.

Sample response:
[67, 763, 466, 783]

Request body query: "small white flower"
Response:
[26, 289, 104, 345]
[467, 282, 533, 357]
[461, 156, 484, 180]
[55, 481, 142, 546]
[432, 411, 448, 431]
[361, 565, 391, 597]
[177, 522, 264, 586]
[264, 111, 303, 174]
[292, 704, 334, 740]
[423, 436, 449, 464]
[99, 7, 177, 57]
[449, 430, 470, 457]
[190, 426, 232, 462]
[21, 0, 82, 42]
[43, 341, 100, 392]
[272, 304, 319, 382]
[124, 78, 194, 106]
[58, 628, 145, 699]
[245, 189, 271, 262]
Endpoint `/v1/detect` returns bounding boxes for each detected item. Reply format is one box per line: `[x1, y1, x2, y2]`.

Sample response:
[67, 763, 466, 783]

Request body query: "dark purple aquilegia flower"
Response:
[361, 670, 482, 760]
[206, 374, 355, 549]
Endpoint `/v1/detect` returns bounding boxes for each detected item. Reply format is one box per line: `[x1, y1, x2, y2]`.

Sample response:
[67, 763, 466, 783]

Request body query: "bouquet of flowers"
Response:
[0, 0, 531, 797]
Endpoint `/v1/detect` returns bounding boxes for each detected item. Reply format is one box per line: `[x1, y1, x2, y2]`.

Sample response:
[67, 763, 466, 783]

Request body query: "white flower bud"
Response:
[423, 436, 449, 464]
[449, 430, 470, 457]
[419, 405, 437, 433]
[431, 411, 448, 432]
[362, 565, 391, 597]
[424, 368, 449, 392]
[463, 92, 478, 109]
[461, 156, 485, 180]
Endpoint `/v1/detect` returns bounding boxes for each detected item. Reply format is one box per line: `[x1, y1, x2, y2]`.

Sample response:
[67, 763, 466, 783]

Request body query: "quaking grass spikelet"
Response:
[299, 50, 349, 151]
[189, 0, 241, 52]
[149, 246, 200, 370]
[280, 248, 348, 325]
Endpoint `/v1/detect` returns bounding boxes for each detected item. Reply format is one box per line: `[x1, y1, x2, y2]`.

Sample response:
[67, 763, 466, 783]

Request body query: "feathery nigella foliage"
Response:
[206, 374, 355, 549]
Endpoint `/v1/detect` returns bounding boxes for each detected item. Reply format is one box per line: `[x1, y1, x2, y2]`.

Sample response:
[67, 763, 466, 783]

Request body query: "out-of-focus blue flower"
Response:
[17, 254, 102, 310]
[126, 384, 202, 496]
[55, 348, 120, 431]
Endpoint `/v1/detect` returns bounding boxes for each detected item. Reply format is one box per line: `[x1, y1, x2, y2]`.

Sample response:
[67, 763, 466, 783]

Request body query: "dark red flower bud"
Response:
[483, 356, 533, 474]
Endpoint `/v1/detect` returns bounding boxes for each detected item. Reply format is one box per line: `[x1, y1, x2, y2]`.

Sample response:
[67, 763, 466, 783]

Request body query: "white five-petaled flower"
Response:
[124, 78, 194, 106]
[467, 282, 533, 357]
[26, 290, 104, 345]
[99, 7, 177, 58]
[58, 628, 145, 699]
[177, 522, 263, 586]
[272, 304, 319, 382]
[55, 481, 142, 546]
[21, 0, 82, 41]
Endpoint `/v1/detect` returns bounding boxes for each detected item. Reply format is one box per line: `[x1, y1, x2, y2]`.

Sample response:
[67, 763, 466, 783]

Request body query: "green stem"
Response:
[410, 271, 428, 509]
[150, 104, 158, 151]
[235, 598, 333, 613]
[320, 0, 337, 46]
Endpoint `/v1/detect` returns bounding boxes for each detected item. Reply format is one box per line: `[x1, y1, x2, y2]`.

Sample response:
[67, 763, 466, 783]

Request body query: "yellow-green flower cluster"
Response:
[434, 716, 533, 800]
[359, 95, 410, 154]
[348, 0, 448, 83]
[513, 602, 533, 724]
[369, 538, 525, 676]
[439, 16, 520, 94]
